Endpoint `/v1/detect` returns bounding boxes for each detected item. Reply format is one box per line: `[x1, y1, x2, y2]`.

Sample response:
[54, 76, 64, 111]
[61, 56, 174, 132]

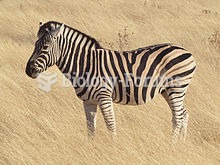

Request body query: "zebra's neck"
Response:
[56, 25, 101, 79]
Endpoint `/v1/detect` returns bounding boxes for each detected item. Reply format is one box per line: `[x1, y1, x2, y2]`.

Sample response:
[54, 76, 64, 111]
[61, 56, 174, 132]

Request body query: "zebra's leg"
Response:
[170, 105, 188, 144]
[180, 108, 189, 142]
[162, 91, 177, 138]
[83, 101, 97, 137]
[98, 97, 116, 137]
[161, 88, 188, 143]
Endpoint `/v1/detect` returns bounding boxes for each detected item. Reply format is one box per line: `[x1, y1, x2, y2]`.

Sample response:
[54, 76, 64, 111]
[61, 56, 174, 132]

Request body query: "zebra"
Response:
[26, 21, 196, 143]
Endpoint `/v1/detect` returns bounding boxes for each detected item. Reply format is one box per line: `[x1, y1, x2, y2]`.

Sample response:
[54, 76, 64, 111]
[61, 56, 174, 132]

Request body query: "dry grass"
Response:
[209, 30, 220, 50]
[0, 0, 220, 164]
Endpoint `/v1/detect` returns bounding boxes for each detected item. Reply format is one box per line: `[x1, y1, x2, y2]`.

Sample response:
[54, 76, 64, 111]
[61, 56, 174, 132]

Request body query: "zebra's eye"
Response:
[43, 45, 49, 49]
[45, 38, 50, 43]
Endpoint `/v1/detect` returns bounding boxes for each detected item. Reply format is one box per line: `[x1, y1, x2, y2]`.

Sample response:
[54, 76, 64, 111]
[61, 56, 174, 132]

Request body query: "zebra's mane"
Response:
[37, 21, 102, 49]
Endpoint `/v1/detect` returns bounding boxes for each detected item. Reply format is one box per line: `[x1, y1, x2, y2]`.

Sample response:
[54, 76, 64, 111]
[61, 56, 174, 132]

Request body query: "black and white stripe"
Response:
[26, 21, 196, 143]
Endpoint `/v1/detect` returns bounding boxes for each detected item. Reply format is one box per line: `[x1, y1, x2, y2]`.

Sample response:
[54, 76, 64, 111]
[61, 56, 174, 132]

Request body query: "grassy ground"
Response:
[0, 0, 220, 164]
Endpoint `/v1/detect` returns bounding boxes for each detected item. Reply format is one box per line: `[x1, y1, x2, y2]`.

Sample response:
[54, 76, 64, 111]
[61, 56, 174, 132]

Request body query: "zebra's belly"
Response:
[112, 98, 147, 105]
[111, 86, 158, 105]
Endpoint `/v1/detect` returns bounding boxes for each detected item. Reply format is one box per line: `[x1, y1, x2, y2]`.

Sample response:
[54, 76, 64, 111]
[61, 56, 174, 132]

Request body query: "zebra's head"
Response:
[26, 22, 64, 79]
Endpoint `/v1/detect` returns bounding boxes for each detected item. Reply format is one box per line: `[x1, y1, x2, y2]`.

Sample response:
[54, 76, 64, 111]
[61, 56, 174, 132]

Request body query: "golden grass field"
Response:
[0, 0, 220, 164]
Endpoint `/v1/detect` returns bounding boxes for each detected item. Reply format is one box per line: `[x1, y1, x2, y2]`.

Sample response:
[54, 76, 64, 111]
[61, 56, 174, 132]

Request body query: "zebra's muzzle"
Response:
[25, 63, 39, 79]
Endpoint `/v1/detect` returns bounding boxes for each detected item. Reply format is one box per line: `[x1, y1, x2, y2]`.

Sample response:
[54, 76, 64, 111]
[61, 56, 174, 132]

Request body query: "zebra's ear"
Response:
[50, 24, 64, 37]
[39, 21, 43, 27]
